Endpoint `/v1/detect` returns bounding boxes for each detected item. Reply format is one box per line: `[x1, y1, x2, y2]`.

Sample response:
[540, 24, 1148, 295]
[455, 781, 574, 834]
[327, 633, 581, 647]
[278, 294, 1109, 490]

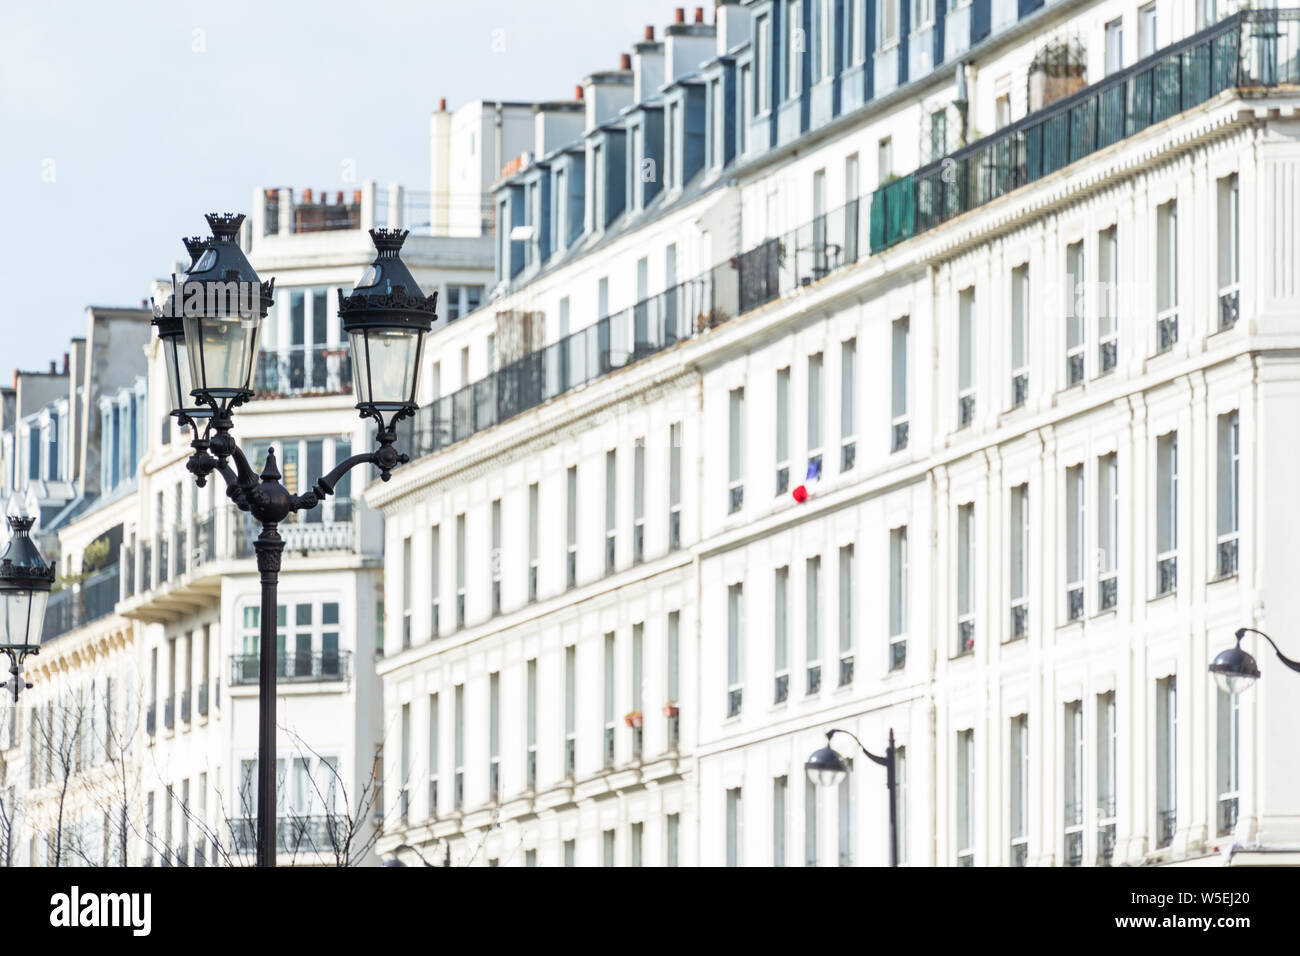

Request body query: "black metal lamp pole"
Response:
[805, 727, 899, 866]
[153, 214, 435, 867]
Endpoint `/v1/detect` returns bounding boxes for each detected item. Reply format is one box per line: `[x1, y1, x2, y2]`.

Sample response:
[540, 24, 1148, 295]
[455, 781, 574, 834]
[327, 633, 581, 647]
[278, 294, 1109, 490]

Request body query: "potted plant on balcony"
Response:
[662, 701, 679, 718]
[1028, 36, 1087, 111]
[624, 710, 643, 728]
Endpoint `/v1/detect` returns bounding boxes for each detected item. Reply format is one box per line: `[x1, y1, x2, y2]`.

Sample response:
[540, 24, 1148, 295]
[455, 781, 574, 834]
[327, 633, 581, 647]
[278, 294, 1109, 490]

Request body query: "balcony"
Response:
[806, 665, 821, 695]
[146, 702, 156, 737]
[1097, 822, 1117, 865]
[957, 393, 975, 429]
[1066, 348, 1085, 387]
[1010, 839, 1028, 867]
[229, 816, 348, 855]
[838, 656, 854, 687]
[253, 345, 353, 399]
[1011, 370, 1029, 408]
[229, 649, 351, 686]
[871, 11, 1299, 254]
[41, 563, 121, 642]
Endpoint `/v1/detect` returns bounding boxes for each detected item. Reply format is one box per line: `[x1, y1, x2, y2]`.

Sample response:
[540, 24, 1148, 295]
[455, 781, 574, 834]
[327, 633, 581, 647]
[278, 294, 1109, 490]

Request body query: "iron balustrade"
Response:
[230, 649, 351, 685]
[229, 815, 348, 854]
[181, 689, 191, 723]
[841, 441, 856, 472]
[1011, 371, 1029, 408]
[146, 702, 156, 737]
[1157, 554, 1178, 596]
[726, 688, 743, 718]
[890, 639, 907, 672]
[253, 344, 353, 398]
[1067, 349, 1085, 387]
[1218, 794, 1239, 836]
[41, 564, 121, 642]
[1219, 287, 1241, 329]
[1010, 840, 1028, 867]
[776, 465, 790, 495]
[1099, 336, 1118, 375]
[1217, 534, 1239, 578]
[891, 419, 909, 453]
[1097, 823, 1117, 865]
[958, 618, 975, 655]
[1099, 572, 1118, 611]
[1067, 585, 1085, 622]
[140, 541, 151, 588]
[1156, 310, 1179, 353]
[774, 673, 789, 704]
[1010, 600, 1029, 641]
[806, 665, 821, 695]
[164, 696, 174, 731]
[839, 656, 854, 687]
[870, 11, 1300, 253]
[1158, 808, 1177, 848]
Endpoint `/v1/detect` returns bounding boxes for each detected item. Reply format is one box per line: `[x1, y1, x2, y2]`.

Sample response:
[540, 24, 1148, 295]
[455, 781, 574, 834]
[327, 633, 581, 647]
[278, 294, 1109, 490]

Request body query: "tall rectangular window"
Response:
[891, 318, 909, 452]
[631, 822, 644, 867]
[1066, 241, 1086, 386]
[667, 611, 681, 750]
[840, 339, 856, 472]
[669, 423, 682, 550]
[806, 556, 821, 694]
[1217, 175, 1240, 329]
[1098, 225, 1119, 374]
[773, 776, 788, 866]
[633, 439, 646, 563]
[1009, 485, 1029, 641]
[401, 537, 413, 647]
[1098, 453, 1119, 610]
[631, 624, 644, 759]
[455, 514, 466, 628]
[564, 839, 575, 867]
[1156, 432, 1178, 596]
[729, 388, 745, 514]
[1139, 3, 1157, 57]
[602, 829, 615, 866]
[453, 684, 465, 809]
[430, 525, 441, 637]
[667, 813, 680, 866]
[1066, 465, 1085, 622]
[428, 692, 439, 818]
[489, 672, 500, 801]
[957, 503, 975, 654]
[564, 645, 576, 777]
[889, 527, 908, 670]
[566, 465, 578, 588]
[726, 787, 743, 867]
[603, 633, 616, 768]
[1064, 701, 1084, 866]
[807, 353, 823, 474]
[605, 451, 617, 573]
[727, 584, 744, 718]
[528, 483, 539, 600]
[526, 659, 538, 788]
[958, 288, 975, 427]
[1156, 201, 1179, 352]
[1216, 687, 1240, 836]
[774, 567, 790, 703]
[1105, 18, 1124, 74]
[756, 14, 771, 113]
[877, 0, 898, 48]
[956, 729, 975, 865]
[1216, 411, 1240, 578]
[1009, 715, 1029, 865]
[805, 777, 819, 866]
[490, 499, 502, 615]
[1010, 264, 1029, 408]
[837, 546, 854, 686]
[400, 703, 411, 821]
[776, 368, 791, 494]
[785, 0, 802, 99]
[1097, 691, 1117, 863]
[1156, 676, 1177, 847]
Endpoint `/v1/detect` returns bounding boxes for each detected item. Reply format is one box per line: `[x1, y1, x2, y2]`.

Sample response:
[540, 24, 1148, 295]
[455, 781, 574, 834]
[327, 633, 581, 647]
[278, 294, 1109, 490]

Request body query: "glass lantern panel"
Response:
[183, 314, 259, 394]
[350, 328, 420, 406]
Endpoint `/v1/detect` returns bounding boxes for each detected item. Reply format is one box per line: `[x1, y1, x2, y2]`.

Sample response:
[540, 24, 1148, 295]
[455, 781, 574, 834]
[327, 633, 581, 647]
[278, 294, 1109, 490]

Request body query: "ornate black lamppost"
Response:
[1211, 626, 1300, 697]
[0, 512, 56, 701]
[152, 213, 435, 867]
[805, 727, 900, 866]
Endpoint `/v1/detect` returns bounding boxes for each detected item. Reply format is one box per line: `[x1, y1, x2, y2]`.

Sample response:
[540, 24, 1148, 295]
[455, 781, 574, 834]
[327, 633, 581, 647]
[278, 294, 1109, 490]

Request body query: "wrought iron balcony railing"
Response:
[41, 563, 121, 642]
[1067, 584, 1085, 623]
[1217, 533, 1239, 578]
[774, 672, 789, 704]
[253, 344, 353, 398]
[889, 638, 907, 671]
[1219, 286, 1240, 330]
[229, 649, 351, 686]
[1157, 554, 1178, 597]
[229, 816, 348, 855]
[806, 664, 821, 695]
[1099, 572, 1118, 611]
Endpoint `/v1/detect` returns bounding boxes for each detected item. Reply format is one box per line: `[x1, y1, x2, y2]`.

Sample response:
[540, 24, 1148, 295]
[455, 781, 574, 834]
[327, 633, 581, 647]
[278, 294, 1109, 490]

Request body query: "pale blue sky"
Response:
[0, 0, 690, 382]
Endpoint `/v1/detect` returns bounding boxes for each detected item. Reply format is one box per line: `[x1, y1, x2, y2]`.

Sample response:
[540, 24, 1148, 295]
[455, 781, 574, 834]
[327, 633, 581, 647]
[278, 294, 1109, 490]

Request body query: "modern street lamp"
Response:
[805, 727, 899, 866]
[151, 213, 436, 867]
[0, 512, 56, 700]
[1211, 626, 1300, 697]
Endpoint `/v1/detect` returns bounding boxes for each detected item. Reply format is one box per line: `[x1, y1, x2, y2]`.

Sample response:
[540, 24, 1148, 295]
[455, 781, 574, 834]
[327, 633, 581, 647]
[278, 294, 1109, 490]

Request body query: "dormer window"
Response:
[785, 0, 802, 99]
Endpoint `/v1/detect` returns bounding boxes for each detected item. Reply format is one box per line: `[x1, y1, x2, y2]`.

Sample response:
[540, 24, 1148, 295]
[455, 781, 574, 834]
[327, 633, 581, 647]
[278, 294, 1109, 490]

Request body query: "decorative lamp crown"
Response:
[205, 212, 246, 242]
[370, 228, 409, 257]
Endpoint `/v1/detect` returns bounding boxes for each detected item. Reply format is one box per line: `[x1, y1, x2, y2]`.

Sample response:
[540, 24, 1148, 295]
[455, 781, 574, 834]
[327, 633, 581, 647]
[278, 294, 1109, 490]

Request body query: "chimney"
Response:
[49, 361, 56, 374]
[62, 352, 69, 374]
[353, 189, 362, 203]
[645, 25, 655, 41]
[695, 6, 704, 23]
[675, 7, 685, 23]
[438, 97, 447, 111]
[574, 84, 584, 100]
[619, 53, 631, 70]
[303, 187, 313, 203]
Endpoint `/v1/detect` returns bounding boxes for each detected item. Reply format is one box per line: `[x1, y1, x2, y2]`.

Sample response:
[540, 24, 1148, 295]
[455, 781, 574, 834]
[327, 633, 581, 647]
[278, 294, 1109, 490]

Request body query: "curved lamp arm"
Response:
[826, 727, 889, 768]
[1237, 627, 1300, 674]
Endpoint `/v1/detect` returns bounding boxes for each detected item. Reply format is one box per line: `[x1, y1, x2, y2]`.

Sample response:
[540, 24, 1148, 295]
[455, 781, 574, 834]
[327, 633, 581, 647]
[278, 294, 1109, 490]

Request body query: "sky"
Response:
[0, 0, 692, 383]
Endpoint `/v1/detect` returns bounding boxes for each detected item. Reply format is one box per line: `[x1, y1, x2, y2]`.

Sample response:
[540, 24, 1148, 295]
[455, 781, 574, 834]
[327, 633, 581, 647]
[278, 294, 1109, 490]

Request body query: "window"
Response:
[729, 388, 745, 514]
[776, 368, 791, 494]
[957, 503, 975, 654]
[667, 611, 681, 749]
[1218, 175, 1240, 328]
[665, 103, 679, 192]
[1098, 226, 1119, 374]
[526, 659, 538, 788]
[847, 0, 863, 64]
[785, 0, 802, 100]
[429, 524, 441, 637]
[805, 776, 819, 866]
[487, 672, 501, 801]
[956, 729, 975, 865]
[428, 692, 439, 818]
[995, 93, 1011, 129]
[1216, 687, 1240, 836]
[1156, 432, 1178, 596]
[1009, 484, 1029, 641]
[1064, 701, 1084, 866]
[1009, 715, 1029, 865]
[564, 645, 576, 777]
[840, 340, 856, 471]
[631, 624, 644, 759]
[1198, 0, 1218, 30]
[453, 684, 465, 809]
[811, 0, 832, 84]
[1105, 18, 1124, 75]
[667, 813, 680, 866]
[1010, 264, 1029, 408]
[837, 546, 854, 686]
[1156, 676, 1177, 847]
[877, 0, 898, 49]
[889, 527, 908, 670]
[605, 450, 617, 573]
[400, 703, 411, 821]
[726, 787, 743, 866]
[669, 423, 682, 550]
[727, 584, 744, 718]
[806, 556, 821, 694]
[490, 499, 502, 615]
[774, 567, 790, 703]
[446, 285, 485, 322]
[891, 318, 909, 451]
[837, 757, 853, 866]
[566, 465, 578, 587]
[564, 839, 576, 867]
[774, 776, 788, 866]
[602, 829, 615, 867]
[929, 108, 947, 162]
[1066, 465, 1085, 622]
[807, 353, 823, 472]
[1097, 691, 1117, 863]
[603, 632, 616, 767]
[896, 745, 908, 864]
[455, 514, 466, 627]
[528, 484, 539, 600]
[1097, 454, 1118, 610]
[1065, 242, 1085, 386]
[401, 537, 412, 648]
[739, 63, 752, 153]
[598, 276, 609, 319]
[1216, 412, 1240, 577]
[756, 14, 772, 113]
[958, 288, 975, 427]
[633, 440, 646, 563]
[1139, 3, 1157, 58]
[1156, 201, 1179, 352]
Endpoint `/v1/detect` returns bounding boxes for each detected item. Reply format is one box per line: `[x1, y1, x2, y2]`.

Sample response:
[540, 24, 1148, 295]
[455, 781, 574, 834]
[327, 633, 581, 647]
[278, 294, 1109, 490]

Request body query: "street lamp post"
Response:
[805, 727, 899, 866]
[0, 512, 56, 700]
[152, 213, 436, 867]
[1211, 626, 1300, 697]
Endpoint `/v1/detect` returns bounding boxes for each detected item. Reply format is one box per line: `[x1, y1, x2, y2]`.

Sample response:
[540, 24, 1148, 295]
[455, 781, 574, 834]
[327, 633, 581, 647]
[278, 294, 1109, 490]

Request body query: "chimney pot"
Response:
[675, 7, 685, 23]
[619, 52, 631, 70]
[645, 25, 655, 40]
[49, 361, 56, 373]
[62, 352, 69, 373]
[303, 188, 313, 203]
[353, 189, 362, 204]
[575, 84, 585, 100]
[695, 6, 704, 23]
[438, 97, 447, 111]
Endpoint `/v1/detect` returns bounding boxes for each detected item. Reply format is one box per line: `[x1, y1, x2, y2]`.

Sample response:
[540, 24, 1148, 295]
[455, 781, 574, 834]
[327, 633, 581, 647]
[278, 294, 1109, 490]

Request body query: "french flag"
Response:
[792, 457, 821, 503]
